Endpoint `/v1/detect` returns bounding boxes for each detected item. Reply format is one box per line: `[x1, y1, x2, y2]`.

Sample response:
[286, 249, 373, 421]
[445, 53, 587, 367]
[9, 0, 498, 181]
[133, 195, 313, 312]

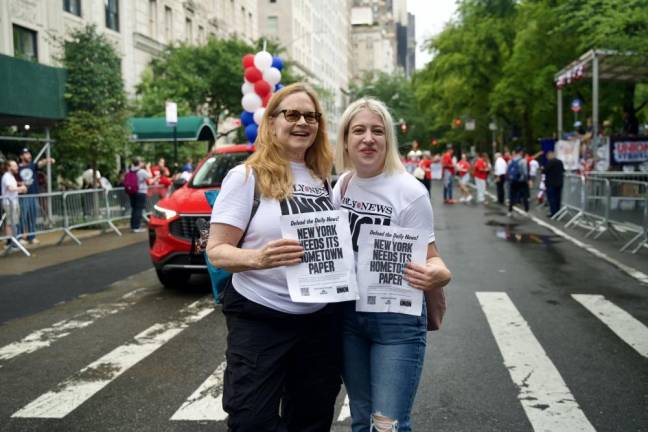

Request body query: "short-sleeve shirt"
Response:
[1, 172, 19, 204]
[136, 169, 151, 193]
[442, 152, 455, 175]
[332, 171, 435, 253]
[210, 162, 334, 314]
[18, 162, 38, 194]
[473, 159, 489, 180]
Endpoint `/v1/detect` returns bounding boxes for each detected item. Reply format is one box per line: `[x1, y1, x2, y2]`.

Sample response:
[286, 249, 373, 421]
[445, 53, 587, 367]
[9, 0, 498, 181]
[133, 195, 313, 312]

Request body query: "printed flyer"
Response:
[356, 224, 428, 316]
[280, 210, 358, 303]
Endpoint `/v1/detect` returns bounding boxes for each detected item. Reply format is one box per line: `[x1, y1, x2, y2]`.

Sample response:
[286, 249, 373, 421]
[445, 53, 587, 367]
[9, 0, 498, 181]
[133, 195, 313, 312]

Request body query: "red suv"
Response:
[148, 144, 254, 288]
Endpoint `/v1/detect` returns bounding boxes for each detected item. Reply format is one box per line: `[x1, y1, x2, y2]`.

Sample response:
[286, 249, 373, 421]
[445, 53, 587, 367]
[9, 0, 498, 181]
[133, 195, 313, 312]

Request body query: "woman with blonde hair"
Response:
[332, 98, 451, 432]
[207, 83, 341, 432]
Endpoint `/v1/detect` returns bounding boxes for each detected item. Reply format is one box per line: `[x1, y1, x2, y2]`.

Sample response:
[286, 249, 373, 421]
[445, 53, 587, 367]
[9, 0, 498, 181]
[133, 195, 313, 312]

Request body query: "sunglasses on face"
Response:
[274, 109, 322, 124]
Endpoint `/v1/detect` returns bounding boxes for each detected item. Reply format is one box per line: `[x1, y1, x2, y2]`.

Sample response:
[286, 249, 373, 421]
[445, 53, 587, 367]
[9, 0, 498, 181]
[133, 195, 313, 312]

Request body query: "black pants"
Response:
[509, 181, 529, 212]
[222, 286, 343, 432]
[129, 192, 146, 229]
[546, 185, 562, 216]
[496, 175, 506, 204]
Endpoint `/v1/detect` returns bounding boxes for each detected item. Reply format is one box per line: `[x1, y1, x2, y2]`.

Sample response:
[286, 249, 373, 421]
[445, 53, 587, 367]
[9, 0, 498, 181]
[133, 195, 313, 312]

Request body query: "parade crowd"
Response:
[0, 149, 194, 251]
[402, 141, 565, 218]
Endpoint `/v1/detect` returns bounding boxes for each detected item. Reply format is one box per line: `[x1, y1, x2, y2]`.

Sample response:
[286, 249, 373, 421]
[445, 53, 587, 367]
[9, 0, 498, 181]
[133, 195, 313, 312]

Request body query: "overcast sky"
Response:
[407, 0, 458, 69]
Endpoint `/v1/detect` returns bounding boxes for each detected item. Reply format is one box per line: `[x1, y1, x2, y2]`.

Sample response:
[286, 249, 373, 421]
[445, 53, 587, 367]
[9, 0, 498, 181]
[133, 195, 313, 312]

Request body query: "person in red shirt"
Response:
[473, 153, 491, 203]
[419, 151, 433, 194]
[456, 153, 472, 203]
[441, 146, 456, 203]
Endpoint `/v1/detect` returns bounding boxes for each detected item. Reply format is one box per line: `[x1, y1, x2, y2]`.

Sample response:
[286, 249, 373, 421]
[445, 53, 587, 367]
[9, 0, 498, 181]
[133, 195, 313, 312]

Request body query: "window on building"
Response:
[13, 25, 38, 62]
[185, 18, 192, 42]
[267, 16, 278, 35]
[241, 7, 246, 36]
[164, 6, 173, 42]
[198, 25, 204, 43]
[63, 0, 82, 17]
[105, 0, 120, 32]
[148, 0, 158, 38]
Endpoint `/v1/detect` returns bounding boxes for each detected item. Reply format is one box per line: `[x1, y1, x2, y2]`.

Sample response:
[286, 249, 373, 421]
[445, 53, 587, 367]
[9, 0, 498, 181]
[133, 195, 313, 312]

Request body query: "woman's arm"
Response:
[404, 242, 452, 291]
[206, 223, 305, 273]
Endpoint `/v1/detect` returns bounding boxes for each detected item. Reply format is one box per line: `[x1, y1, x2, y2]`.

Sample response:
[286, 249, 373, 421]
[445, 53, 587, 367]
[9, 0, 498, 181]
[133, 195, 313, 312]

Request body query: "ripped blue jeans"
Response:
[342, 303, 427, 432]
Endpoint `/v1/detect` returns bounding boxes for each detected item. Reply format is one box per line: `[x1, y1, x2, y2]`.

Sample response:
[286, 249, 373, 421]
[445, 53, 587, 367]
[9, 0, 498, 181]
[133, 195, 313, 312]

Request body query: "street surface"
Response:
[0, 183, 647, 432]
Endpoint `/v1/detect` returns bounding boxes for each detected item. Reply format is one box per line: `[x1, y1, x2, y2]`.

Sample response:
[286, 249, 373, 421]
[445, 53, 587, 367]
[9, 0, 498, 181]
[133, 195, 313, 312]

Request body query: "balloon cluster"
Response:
[240, 51, 284, 143]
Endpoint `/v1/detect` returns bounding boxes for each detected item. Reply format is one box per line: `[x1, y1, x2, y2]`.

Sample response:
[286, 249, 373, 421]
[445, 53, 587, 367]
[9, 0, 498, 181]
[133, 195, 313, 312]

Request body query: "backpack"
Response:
[123, 170, 139, 195]
[507, 159, 526, 183]
[193, 183, 260, 304]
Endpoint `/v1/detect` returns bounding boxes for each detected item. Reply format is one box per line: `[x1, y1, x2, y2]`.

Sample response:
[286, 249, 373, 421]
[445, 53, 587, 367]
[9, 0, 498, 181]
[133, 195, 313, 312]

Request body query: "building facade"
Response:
[0, 0, 258, 95]
[257, 0, 351, 142]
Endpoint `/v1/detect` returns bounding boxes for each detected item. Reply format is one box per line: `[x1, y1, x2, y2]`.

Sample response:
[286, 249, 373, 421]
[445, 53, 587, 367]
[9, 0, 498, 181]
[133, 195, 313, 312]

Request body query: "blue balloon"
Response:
[275, 83, 285, 92]
[245, 123, 258, 143]
[272, 56, 284, 71]
[241, 111, 254, 127]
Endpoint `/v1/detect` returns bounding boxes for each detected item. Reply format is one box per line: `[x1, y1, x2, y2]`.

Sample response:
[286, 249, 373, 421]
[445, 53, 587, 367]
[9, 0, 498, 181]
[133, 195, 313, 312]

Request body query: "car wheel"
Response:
[155, 268, 191, 289]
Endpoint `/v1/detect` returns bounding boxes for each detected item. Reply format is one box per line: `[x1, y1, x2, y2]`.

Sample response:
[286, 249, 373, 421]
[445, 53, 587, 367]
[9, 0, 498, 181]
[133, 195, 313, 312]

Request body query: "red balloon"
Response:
[254, 80, 271, 97]
[262, 92, 272, 107]
[242, 54, 255, 69]
[244, 67, 262, 83]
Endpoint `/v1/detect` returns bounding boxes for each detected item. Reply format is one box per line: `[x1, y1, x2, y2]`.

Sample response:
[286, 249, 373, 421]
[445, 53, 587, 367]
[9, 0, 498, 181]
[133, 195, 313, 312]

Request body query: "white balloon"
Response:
[241, 81, 254, 95]
[242, 93, 262, 112]
[254, 51, 273, 71]
[253, 107, 266, 125]
[263, 67, 282, 86]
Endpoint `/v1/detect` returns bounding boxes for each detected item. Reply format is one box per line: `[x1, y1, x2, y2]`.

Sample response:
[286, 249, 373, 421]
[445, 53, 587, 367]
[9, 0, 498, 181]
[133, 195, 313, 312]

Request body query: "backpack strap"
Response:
[238, 181, 260, 247]
[340, 172, 354, 199]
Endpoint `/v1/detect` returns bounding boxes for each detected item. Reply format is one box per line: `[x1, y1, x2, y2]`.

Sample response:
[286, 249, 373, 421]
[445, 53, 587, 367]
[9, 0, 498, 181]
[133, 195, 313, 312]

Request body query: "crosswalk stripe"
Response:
[0, 288, 149, 368]
[476, 292, 596, 432]
[572, 294, 648, 358]
[170, 360, 228, 421]
[12, 298, 214, 419]
[336, 394, 351, 422]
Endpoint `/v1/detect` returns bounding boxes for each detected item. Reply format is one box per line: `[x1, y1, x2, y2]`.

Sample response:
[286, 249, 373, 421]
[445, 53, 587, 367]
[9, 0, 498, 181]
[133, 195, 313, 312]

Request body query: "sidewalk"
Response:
[0, 224, 148, 276]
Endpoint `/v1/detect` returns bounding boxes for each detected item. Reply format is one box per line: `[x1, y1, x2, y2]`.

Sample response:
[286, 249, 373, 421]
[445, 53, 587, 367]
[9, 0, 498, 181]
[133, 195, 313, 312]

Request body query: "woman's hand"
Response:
[404, 257, 451, 291]
[252, 239, 305, 270]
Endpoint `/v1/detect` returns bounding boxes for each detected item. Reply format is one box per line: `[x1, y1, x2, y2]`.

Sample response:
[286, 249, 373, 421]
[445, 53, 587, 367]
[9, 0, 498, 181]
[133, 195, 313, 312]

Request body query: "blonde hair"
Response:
[335, 98, 405, 175]
[246, 83, 333, 200]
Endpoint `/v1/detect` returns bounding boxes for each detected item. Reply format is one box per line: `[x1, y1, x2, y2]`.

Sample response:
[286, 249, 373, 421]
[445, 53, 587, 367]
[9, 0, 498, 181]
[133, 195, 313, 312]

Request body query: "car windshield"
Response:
[189, 152, 251, 188]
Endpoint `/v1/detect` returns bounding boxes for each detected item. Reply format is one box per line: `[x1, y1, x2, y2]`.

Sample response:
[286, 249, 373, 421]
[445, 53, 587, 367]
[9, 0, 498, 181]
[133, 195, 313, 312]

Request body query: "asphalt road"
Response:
[0, 183, 646, 432]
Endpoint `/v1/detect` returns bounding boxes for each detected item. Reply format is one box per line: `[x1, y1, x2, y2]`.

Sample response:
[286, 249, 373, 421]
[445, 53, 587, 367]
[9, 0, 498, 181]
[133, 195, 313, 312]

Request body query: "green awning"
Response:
[128, 116, 217, 142]
[0, 54, 67, 125]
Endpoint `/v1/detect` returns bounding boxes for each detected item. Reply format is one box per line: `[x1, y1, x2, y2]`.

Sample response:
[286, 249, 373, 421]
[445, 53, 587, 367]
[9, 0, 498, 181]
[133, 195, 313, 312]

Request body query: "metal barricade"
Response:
[106, 187, 132, 223]
[613, 180, 648, 253]
[554, 174, 583, 222]
[60, 189, 121, 245]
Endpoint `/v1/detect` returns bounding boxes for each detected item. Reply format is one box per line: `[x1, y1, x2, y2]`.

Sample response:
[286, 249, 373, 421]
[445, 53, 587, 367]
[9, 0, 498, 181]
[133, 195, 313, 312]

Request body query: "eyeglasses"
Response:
[274, 109, 322, 124]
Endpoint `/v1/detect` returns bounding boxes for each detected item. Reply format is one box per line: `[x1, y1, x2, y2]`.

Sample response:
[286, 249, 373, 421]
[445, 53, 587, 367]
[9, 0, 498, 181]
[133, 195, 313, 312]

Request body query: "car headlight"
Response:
[153, 204, 177, 220]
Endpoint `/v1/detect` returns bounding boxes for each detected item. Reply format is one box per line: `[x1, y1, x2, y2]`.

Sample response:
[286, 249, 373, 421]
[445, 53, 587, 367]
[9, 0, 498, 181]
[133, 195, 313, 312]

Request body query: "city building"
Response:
[0, 0, 258, 95]
[349, 0, 415, 78]
[257, 0, 351, 143]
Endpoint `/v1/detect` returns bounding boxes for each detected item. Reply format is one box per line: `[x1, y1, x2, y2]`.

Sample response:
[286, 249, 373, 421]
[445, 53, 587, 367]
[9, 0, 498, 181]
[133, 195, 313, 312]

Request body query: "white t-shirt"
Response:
[494, 157, 508, 176]
[1, 172, 18, 203]
[529, 159, 540, 177]
[332, 170, 435, 253]
[210, 162, 334, 314]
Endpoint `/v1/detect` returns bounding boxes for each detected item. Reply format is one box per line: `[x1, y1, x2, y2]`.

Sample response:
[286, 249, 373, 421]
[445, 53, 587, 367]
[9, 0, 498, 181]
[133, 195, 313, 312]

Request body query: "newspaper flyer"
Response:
[356, 224, 428, 316]
[280, 210, 358, 303]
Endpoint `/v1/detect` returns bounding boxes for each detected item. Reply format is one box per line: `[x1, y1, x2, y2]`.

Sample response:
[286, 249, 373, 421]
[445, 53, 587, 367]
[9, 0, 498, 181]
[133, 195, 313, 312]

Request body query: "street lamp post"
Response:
[166, 101, 178, 168]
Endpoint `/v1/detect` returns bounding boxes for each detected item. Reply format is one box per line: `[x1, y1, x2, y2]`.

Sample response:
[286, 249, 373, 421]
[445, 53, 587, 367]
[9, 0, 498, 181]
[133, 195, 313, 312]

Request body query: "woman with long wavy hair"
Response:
[207, 83, 341, 432]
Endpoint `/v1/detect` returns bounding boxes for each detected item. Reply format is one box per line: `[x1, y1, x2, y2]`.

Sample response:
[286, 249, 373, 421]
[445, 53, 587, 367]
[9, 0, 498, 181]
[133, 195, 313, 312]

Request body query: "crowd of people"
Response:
[402, 142, 565, 217]
[0, 147, 195, 249]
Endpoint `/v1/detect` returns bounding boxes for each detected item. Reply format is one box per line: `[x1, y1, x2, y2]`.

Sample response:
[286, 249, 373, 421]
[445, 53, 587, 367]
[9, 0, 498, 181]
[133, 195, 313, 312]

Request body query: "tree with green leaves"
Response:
[54, 25, 128, 185]
[136, 37, 300, 135]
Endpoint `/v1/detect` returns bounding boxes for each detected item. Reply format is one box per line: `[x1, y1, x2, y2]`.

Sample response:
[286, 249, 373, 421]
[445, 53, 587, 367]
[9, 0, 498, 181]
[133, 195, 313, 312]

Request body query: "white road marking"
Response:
[0, 288, 149, 367]
[170, 361, 228, 421]
[336, 394, 351, 422]
[572, 294, 648, 358]
[476, 292, 596, 432]
[12, 298, 214, 419]
[483, 189, 648, 285]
